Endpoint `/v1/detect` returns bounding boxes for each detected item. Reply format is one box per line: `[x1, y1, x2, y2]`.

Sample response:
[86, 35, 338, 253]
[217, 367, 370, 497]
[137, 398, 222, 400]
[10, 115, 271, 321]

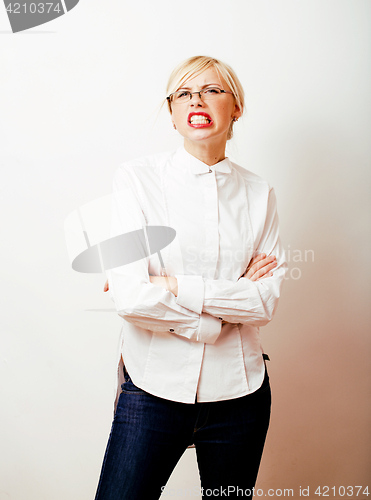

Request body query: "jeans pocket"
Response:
[121, 374, 146, 395]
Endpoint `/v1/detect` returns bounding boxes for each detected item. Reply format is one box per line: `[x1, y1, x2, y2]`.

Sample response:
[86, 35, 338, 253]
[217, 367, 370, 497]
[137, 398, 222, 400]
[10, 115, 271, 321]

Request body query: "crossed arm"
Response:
[104, 252, 277, 327]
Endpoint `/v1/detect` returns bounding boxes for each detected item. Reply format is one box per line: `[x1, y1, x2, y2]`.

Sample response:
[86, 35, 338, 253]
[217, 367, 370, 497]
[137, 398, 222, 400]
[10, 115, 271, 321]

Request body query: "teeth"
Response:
[190, 115, 210, 124]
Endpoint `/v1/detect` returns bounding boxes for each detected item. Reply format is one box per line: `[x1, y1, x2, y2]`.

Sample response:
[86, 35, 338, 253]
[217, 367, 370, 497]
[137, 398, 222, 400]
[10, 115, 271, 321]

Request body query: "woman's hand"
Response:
[241, 253, 277, 281]
[149, 276, 178, 296]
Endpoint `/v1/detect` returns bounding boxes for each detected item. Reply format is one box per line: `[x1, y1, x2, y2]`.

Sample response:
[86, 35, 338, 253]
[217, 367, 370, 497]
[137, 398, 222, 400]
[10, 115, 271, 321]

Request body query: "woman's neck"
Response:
[183, 139, 226, 166]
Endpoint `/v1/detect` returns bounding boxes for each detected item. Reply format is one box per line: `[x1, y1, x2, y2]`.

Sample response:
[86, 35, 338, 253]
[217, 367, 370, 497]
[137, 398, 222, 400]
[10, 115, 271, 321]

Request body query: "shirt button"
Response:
[170, 329, 174, 332]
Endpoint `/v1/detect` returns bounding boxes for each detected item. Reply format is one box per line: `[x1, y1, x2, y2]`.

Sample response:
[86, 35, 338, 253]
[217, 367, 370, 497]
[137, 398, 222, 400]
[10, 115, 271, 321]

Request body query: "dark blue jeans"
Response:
[94, 366, 271, 500]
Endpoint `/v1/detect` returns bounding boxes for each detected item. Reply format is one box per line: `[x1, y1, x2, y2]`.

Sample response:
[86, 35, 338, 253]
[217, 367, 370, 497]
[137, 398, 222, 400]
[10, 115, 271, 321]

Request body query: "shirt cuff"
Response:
[175, 275, 204, 315]
[197, 313, 222, 344]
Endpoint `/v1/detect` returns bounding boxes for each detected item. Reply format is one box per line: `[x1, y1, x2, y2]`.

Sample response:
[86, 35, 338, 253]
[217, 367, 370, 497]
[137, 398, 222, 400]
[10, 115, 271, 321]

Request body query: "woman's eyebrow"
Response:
[177, 83, 223, 90]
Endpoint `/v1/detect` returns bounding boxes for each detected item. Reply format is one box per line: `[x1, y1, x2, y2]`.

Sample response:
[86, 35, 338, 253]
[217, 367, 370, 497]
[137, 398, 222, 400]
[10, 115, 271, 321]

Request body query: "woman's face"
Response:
[170, 67, 241, 148]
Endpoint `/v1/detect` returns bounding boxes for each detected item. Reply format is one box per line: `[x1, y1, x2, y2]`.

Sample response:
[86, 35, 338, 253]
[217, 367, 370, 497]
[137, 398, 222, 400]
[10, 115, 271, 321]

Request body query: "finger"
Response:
[250, 260, 277, 281]
[242, 253, 266, 278]
[251, 253, 267, 264]
[244, 255, 276, 279]
[246, 253, 266, 271]
[256, 271, 273, 281]
[248, 258, 277, 281]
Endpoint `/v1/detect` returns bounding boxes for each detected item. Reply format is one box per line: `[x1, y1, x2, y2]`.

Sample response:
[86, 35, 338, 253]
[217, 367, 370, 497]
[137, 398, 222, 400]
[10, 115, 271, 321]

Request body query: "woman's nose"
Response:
[190, 92, 203, 106]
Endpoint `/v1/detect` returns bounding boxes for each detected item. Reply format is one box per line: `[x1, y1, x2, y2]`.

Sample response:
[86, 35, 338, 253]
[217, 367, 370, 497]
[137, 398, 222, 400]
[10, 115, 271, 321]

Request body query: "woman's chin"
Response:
[182, 130, 217, 143]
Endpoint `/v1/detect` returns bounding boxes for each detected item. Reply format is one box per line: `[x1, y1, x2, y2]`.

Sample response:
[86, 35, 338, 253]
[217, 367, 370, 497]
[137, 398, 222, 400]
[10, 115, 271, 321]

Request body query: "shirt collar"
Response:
[175, 146, 232, 175]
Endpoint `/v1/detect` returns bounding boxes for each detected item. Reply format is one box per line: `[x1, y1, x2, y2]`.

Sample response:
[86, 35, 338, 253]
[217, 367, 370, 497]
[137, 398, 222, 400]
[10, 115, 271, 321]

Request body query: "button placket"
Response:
[202, 171, 219, 280]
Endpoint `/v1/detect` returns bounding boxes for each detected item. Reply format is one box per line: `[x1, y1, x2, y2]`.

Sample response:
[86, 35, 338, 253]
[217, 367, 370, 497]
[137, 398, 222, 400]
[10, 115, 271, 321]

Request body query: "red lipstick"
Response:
[187, 112, 213, 128]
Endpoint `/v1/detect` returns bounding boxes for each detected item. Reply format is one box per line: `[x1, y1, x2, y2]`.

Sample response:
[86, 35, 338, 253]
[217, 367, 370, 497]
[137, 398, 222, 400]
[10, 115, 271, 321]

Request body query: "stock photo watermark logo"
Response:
[64, 193, 177, 311]
[182, 244, 314, 281]
[3, 0, 79, 33]
[65, 195, 175, 274]
[284, 245, 314, 280]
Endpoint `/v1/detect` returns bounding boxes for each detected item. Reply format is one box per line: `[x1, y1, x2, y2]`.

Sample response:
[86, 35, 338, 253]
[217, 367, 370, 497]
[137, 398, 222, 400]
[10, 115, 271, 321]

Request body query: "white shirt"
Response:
[107, 146, 287, 405]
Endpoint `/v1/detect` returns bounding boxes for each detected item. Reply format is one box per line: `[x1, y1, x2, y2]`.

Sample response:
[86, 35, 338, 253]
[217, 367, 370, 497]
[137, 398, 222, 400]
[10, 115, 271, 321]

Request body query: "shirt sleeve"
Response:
[107, 166, 222, 344]
[175, 187, 287, 327]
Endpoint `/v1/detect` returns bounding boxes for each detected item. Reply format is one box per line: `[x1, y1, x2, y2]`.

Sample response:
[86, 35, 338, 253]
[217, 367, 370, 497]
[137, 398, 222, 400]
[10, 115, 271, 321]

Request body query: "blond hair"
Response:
[166, 55, 244, 140]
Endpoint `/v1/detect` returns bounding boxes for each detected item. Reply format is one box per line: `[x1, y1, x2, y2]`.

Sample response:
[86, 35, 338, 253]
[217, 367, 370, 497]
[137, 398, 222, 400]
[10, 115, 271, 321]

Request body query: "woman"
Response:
[96, 55, 287, 499]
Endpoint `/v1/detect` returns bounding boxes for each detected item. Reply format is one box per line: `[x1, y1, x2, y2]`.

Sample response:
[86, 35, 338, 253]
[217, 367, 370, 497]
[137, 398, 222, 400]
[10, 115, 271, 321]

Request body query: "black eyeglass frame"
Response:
[166, 88, 234, 103]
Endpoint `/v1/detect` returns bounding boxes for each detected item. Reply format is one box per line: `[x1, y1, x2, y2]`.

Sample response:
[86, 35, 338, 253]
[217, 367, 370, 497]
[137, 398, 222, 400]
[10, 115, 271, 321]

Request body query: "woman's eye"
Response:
[204, 88, 220, 94]
[176, 91, 189, 99]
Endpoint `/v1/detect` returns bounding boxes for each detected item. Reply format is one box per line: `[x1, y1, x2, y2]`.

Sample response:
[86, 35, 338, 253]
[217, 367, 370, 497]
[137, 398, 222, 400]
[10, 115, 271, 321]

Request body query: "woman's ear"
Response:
[233, 103, 242, 120]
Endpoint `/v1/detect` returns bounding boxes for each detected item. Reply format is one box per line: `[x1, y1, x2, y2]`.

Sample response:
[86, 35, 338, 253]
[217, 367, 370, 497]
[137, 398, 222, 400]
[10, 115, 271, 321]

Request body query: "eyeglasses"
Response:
[167, 87, 234, 104]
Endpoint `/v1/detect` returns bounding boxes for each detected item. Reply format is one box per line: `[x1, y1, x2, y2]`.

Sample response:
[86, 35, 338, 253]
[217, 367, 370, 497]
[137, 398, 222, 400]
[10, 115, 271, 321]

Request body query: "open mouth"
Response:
[188, 112, 213, 127]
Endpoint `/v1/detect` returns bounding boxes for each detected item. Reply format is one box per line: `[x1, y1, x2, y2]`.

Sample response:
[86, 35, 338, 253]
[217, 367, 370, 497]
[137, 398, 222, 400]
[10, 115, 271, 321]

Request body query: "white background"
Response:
[0, 1, 370, 498]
